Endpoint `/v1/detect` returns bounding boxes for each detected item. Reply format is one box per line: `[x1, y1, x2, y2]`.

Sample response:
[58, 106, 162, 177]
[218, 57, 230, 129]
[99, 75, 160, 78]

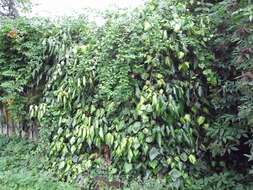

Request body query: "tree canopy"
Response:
[0, 0, 31, 18]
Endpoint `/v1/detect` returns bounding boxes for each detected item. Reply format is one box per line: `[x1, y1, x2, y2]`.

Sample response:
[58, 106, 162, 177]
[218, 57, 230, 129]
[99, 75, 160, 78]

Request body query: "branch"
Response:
[244, 72, 253, 79]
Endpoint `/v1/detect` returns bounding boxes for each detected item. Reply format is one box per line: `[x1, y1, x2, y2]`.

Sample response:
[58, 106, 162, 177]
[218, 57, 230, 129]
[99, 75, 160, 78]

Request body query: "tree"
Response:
[0, 0, 31, 18]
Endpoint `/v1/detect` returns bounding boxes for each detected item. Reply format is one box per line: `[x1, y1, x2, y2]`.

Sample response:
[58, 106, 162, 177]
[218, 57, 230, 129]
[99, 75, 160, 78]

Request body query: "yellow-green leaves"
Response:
[188, 154, 196, 164]
[177, 52, 185, 59]
[203, 69, 217, 85]
[124, 163, 133, 173]
[149, 1, 158, 11]
[184, 114, 191, 123]
[78, 45, 88, 53]
[99, 127, 104, 140]
[59, 161, 65, 170]
[128, 149, 134, 162]
[71, 145, 76, 154]
[197, 116, 205, 126]
[179, 61, 190, 71]
[173, 23, 181, 32]
[105, 133, 114, 146]
[149, 160, 158, 169]
[21, 0, 222, 181]
[70, 137, 76, 145]
[84, 160, 92, 170]
[144, 21, 152, 31]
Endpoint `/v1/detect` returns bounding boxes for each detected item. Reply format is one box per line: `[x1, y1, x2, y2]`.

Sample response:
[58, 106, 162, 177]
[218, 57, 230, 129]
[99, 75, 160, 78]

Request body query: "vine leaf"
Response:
[124, 163, 133, 173]
[132, 121, 141, 134]
[197, 116, 205, 125]
[149, 147, 159, 161]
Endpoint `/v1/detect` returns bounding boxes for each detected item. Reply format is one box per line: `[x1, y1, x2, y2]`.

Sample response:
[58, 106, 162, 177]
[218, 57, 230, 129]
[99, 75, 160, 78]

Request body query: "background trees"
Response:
[0, 0, 32, 18]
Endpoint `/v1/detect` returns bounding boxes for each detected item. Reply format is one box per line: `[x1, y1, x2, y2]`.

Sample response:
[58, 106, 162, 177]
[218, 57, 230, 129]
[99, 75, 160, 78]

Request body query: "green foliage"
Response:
[200, 0, 253, 176]
[0, 17, 53, 126]
[0, 135, 80, 190]
[124, 171, 253, 190]
[0, 0, 253, 189]
[28, 1, 219, 186]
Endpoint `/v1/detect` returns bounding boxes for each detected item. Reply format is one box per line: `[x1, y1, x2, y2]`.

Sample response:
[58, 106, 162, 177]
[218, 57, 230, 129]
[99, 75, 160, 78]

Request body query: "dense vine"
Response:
[0, 0, 252, 189]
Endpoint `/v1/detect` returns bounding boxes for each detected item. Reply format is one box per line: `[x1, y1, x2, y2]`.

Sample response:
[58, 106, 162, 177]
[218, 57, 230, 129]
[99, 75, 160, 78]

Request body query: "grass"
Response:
[0, 135, 80, 190]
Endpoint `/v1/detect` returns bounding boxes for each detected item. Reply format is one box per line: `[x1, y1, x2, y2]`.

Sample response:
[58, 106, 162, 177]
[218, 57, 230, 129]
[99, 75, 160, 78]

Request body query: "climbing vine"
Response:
[0, 0, 252, 189]
[30, 1, 217, 187]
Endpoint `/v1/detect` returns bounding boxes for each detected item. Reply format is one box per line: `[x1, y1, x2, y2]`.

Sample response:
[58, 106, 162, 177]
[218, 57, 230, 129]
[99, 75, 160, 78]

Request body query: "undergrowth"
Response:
[0, 135, 80, 190]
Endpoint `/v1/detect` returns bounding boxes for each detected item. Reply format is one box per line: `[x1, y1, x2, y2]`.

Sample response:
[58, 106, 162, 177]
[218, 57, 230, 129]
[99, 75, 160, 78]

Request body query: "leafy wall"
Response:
[0, 0, 253, 189]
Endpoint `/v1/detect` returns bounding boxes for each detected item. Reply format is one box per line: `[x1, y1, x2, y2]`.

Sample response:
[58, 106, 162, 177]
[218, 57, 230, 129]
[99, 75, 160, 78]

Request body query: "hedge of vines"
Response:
[0, 18, 47, 124]
[0, 0, 253, 189]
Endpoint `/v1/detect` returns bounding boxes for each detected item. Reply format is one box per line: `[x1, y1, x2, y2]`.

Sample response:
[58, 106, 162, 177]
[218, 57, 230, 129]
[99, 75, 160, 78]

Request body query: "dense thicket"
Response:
[0, 0, 253, 189]
[204, 0, 253, 174]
